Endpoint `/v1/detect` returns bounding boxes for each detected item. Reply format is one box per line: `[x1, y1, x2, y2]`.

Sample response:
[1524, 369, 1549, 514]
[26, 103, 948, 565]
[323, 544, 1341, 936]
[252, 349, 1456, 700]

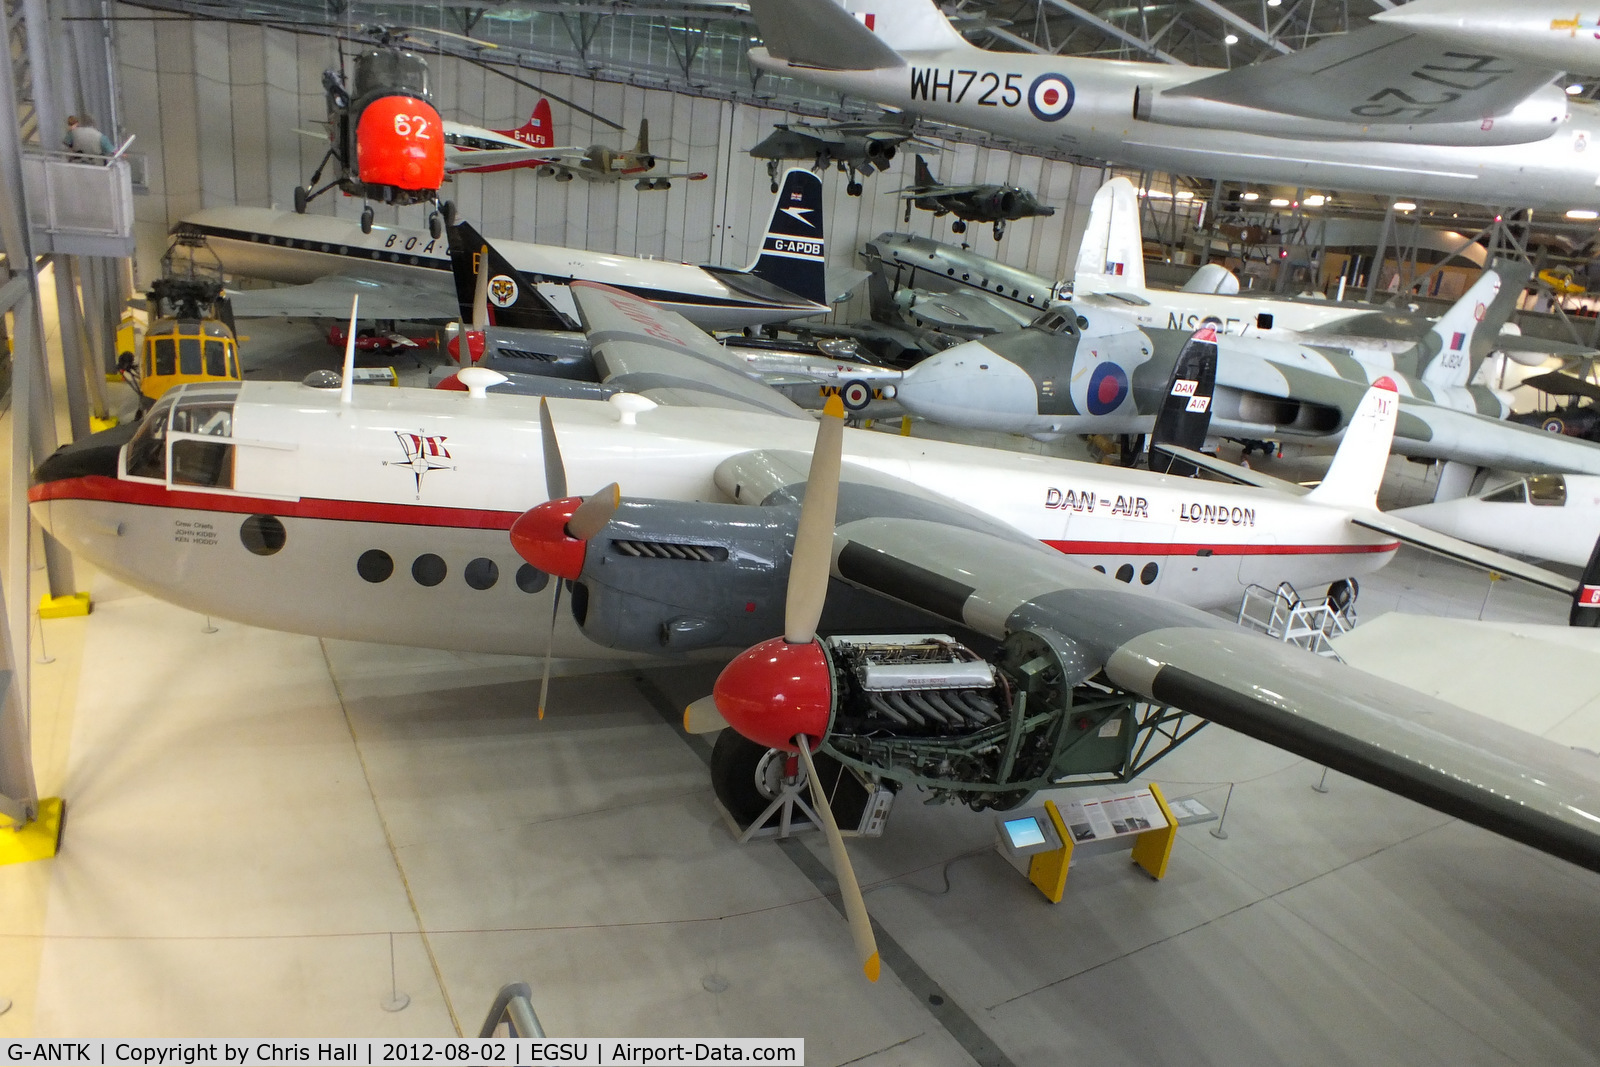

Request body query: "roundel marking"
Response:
[1542, 417, 1566, 434]
[841, 380, 873, 410]
[1086, 362, 1128, 415]
[488, 274, 519, 308]
[1028, 73, 1076, 122]
[1473, 302, 1486, 321]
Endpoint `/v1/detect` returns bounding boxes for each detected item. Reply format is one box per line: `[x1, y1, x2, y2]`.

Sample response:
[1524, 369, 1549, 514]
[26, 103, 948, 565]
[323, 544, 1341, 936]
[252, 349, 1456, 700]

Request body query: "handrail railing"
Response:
[478, 982, 547, 1038]
[1236, 580, 1355, 659]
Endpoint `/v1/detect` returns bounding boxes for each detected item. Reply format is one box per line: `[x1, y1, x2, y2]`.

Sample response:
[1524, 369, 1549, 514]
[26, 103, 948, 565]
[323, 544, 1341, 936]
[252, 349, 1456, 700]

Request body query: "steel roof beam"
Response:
[1186, 0, 1293, 53]
[1038, 0, 1187, 64]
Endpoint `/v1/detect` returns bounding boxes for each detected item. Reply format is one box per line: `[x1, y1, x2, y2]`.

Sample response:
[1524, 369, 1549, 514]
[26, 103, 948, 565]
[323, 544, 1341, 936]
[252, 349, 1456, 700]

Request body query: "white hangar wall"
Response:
[113, 4, 1106, 319]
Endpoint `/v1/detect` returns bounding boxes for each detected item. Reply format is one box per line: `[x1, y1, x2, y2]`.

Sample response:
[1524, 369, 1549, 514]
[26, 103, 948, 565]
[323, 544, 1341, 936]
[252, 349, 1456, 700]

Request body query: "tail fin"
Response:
[914, 154, 936, 187]
[1305, 378, 1400, 509]
[496, 98, 553, 149]
[1073, 177, 1146, 293]
[841, 0, 970, 52]
[635, 118, 650, 158]
[445, 220, 573, 332]
[1570, 533, 1600, 626]
[1148, 324, 1219, 476]
[744, 168, 828, 306]
[746, 0, 920, 71]
[1418, 257, 1530, 390]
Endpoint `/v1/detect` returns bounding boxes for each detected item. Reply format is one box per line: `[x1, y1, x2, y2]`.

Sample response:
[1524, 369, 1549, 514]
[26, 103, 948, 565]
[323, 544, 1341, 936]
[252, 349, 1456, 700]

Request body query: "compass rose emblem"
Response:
[386, 431, 455, 496]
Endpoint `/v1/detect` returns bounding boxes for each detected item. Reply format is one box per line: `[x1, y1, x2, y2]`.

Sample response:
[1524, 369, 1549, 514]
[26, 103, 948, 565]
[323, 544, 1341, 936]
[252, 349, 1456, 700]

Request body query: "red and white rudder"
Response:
[1306, 377, 1400, 510]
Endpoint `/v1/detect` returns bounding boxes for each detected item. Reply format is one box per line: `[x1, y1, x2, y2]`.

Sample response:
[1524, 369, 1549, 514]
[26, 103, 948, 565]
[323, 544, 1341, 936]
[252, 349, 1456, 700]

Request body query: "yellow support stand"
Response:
[1026, 799, 1074, 904]
[0, 797, 65, 864]
[38, 592, 91, 618]
[899, 416, 912, 436]
[1131, 782, 1179, 880]
[89, 415, 119, 432]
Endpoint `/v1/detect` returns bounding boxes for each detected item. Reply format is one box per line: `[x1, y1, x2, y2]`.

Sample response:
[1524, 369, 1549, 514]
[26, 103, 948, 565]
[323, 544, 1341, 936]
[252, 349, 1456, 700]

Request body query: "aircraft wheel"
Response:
[442, 199, 457, 226]
[770, 182, 779, 193]
[359, 205, 374, 234]
[293, 185, 309, 214]
[710, 731, 793, 827]
[993, 222, 1006, 240]
[951, 219, 967, 234]
[428, 212, 443, 240]
[840, 379, 873, 411]
[847, 180, 863, 196]
[658, 179, 671, 190]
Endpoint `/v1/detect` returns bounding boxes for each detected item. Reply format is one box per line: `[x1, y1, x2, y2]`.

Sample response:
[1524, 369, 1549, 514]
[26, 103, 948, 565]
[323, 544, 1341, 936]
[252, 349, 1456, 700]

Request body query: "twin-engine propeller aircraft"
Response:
[893, 155, 1054, 240]
[184, 168, 833, 331]
[30, 267, 1600, 976]
[746, 0, 1600, 212]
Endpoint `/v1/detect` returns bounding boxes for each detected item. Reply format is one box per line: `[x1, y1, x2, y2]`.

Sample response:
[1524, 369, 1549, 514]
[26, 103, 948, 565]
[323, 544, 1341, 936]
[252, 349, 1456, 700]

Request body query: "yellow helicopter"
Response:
[119, 232, 242, 406]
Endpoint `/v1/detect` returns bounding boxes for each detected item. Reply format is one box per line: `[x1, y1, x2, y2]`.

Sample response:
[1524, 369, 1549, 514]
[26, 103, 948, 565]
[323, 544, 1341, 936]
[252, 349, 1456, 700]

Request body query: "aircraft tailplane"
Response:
[744, 167, 828, 307]
[1305, 378, 1399, 510]
[1418, 259, 1528, 390]
[914, 154, 937, 188]
[1148, 325, 1219, 476]
[445, 220, 574, 333]
[1073, 177, 1147, 294]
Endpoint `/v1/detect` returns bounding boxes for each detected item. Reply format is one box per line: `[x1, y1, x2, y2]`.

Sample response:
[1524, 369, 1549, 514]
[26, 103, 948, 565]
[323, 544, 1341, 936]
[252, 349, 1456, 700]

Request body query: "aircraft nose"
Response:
[33, 421, 137, 486]
[897, 343, 1038, 427]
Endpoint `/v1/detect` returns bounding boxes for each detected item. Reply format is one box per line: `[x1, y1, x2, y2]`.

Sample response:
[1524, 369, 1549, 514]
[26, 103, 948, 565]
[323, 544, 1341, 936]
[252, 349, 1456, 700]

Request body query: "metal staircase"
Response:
[1236, 580, 1357, 659]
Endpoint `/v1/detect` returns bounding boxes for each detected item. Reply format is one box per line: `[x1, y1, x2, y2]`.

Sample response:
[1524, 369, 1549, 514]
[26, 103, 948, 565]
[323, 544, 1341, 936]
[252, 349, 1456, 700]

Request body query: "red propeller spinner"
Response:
[509, 496, 589, 580]
[712, 637, 833, 753]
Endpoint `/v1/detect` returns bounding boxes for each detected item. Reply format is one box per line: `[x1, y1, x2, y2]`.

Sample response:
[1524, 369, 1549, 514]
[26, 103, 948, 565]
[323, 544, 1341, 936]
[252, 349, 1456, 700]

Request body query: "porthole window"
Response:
[464, 557, 499, 590]
[516, 563, 549, 593]
[1115, 563, 1134, 583]
[357, 549, 393, 583]
[239, 515, 286, 556]
[1140, 562, 1159, 585]
[412, 553, 447, 587]
[1093, 565, 1107, 574]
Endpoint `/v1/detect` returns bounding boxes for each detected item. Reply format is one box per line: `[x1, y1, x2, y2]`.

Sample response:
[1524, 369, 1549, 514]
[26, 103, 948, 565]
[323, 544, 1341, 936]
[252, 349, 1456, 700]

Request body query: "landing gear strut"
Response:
[359, 204, 375, 234]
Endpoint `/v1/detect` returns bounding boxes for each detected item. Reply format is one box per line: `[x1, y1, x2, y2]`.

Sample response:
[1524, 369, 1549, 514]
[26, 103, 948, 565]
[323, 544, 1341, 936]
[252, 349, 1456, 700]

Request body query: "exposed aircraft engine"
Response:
[715, 627, 1196, 812]
[865, 139, 896, 164]
[979, 190, 1018, 217]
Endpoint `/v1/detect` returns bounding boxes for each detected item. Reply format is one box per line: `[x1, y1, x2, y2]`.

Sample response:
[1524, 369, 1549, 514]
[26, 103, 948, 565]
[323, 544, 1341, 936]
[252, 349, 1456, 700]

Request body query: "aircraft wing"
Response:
[715, 450, 1600, 874]
[226, 274, 458, 321]
[1165, 23, 1559, 125]
[570, 280, 809, 418]
[443, 145, 556, 173]
[1149, 445, 1311, 495]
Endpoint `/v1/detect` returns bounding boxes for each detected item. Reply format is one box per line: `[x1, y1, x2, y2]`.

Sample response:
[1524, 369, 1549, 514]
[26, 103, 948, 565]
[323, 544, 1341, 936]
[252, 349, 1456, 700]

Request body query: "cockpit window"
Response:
[1528, 472, 1567, 506]
[1480, 480, 1527, 504]
[151, 337, 177, 377]
[123, 384, 241, 486]
[126, 395, 175, 479]
[1029, 311, 1077, 335]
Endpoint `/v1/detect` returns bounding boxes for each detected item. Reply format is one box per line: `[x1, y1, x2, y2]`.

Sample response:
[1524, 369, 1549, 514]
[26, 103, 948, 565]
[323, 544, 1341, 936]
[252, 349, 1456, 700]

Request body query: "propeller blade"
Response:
[796, 738, 879, 982]
[539, 398, 567, 501]
[537, 580, 562, 721]
[785, 395, 846, 644]
[471, 243, 490, 328]
[683, 695, 728, 734]
[568, 482, 621, 540]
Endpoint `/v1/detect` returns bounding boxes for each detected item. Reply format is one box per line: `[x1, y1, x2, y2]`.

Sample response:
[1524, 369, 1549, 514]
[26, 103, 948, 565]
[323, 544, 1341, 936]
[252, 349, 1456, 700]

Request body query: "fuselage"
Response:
[181, 207, 827, 330]
[751, 48, 1600, 211]
[442, 120, 554, 174]
[31, 383, 1397, 657]
[1393, 473, 1600, 566]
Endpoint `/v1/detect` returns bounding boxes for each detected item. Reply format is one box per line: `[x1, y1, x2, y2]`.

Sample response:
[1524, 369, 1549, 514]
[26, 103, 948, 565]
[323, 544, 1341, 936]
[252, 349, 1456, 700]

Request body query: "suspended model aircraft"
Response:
[179, 169, 831, 331]
[748, 117, 932, 195]
[527, 119, 708, 190]
[893, 155, 1055, 240]
[745, 0, 1600, 212]
[441, 99, 558, 174]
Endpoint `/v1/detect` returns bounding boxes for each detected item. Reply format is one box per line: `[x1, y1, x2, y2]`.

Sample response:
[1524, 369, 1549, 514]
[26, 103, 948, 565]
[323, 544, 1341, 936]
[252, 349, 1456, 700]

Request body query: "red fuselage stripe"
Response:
[34, 476, 1403, 557]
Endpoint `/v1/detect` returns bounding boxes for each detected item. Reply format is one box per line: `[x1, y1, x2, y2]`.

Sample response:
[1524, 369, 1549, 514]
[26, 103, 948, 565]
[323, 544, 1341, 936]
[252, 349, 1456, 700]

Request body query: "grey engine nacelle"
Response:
[571, 500, 795, 654]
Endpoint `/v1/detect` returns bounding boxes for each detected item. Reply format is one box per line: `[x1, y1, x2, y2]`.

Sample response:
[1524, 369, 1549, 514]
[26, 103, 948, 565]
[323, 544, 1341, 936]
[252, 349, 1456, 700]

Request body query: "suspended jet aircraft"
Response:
[1393, 472, 1600, 567]
[893, 155, 1055, 240]
[746, 0, 1600, 212]
[527, 119, 708, 190]
[179, 169, 831, 331]
[748, 117, 932, 195]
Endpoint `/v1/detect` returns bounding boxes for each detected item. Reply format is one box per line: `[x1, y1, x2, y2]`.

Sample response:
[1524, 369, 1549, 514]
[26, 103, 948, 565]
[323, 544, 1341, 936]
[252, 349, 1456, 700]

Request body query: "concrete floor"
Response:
[2, 281, 1599, 1062]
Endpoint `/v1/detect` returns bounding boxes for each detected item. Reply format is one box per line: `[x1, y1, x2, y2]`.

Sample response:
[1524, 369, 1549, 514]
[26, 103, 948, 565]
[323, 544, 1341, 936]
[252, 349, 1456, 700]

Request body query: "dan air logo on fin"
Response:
[386, 432, 455, 495]
[1028, 74, 1075, 122]
[1186, 395, 1211, 413]
[488, 275, 518, 307]
[1171, 379, 1198, 397]
[1581, 585, 1600, 607]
